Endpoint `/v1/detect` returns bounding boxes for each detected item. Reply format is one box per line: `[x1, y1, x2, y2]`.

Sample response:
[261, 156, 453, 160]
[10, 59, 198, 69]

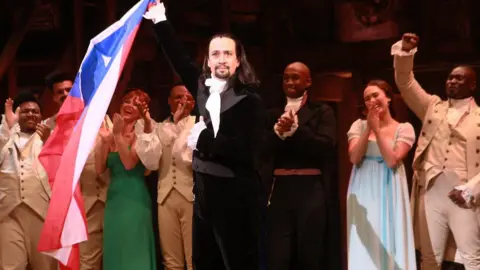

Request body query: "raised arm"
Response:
[392, 33, 434, 120]
[134, 101, 163, 171]
[135, 121, 163, 171]
[0, 99, 17, 151]
[145, 3, 200, 98]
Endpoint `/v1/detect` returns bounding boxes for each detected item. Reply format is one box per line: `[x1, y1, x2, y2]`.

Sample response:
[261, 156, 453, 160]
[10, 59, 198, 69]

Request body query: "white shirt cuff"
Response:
[0, 116, 12, 138]
[273, 111, 299, 140]
[187, 121, 206, 150]
[391, 40, 418, 56]
[143, 2, 167, 24]
[454, 185, 474, 208]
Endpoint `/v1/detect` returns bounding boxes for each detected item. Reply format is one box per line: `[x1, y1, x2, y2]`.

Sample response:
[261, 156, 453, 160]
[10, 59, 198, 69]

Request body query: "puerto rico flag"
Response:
[37, 0, 155, 269]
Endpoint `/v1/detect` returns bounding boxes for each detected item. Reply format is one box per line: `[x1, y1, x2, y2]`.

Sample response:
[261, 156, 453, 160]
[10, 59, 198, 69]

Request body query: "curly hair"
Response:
[122, 88, 151, 105]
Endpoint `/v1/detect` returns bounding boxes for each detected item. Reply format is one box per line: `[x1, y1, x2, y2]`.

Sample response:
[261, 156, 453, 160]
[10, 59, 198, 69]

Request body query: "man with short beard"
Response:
[144, 3, 266, 269]
[393, 33, 480, 270]
[262, 62, 337, 270]
[43, 71, 73, 128]
[0, 92, 56, 270]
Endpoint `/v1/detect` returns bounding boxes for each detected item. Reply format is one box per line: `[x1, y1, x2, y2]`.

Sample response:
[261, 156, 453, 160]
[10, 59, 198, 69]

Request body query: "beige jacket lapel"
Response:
[29, 133, 51, 198]
[413, 101, 449, 169]
[465, 103, 480, 181]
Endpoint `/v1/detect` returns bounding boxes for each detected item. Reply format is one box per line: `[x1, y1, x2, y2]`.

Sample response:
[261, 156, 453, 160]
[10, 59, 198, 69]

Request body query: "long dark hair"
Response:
[201, 33, 259, 89]
[359, 79, 396, 119]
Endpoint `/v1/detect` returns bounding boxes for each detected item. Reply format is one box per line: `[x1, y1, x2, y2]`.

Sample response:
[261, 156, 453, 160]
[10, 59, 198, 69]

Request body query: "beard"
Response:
[214, 66, 231, 79]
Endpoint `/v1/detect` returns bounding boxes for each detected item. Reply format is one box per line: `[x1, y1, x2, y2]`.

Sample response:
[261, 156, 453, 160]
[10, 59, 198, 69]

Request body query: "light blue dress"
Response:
[347, 119, 417, 270]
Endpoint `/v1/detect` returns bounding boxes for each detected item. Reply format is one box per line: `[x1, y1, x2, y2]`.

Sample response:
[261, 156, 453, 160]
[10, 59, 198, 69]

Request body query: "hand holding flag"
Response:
[37, 1, 156, 269]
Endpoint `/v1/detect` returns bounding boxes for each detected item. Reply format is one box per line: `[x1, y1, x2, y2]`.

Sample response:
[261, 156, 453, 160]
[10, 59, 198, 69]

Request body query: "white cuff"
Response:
[391, 40, 418, 56]
[273, 112, 299, 140]
[137, 132, 155, 142]
[454, 185, 474, 208]
[187, 121, 206, 150]
[143, 2, 167, 24]
[0, 115, 12, 138]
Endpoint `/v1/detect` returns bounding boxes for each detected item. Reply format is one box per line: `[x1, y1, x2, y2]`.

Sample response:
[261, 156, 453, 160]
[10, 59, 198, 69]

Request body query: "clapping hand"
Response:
[4, 98, 19, 129]
[276, 110, 295, 135]
[36, 123, 51, 143]
[135, 98, 151, 122]
[112, 113, 125, 136]
[99, 121, 113, 143]
[173, 96, 187, 124]
[366, 105, 380, 132]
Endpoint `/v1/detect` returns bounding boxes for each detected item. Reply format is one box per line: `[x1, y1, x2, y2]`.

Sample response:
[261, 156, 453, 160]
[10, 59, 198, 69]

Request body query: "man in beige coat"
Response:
[392, 33, 480, 270]
[136, 84, 195, 270]
[0, 93, 56, 270]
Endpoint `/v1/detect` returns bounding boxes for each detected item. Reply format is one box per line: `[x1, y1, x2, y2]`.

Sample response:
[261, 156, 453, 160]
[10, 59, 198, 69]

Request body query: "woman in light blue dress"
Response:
[347, 80, 417, 270]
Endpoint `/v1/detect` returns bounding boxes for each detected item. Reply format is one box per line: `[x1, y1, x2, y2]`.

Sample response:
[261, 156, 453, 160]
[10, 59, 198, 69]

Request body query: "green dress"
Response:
[103, 152, 156, 270]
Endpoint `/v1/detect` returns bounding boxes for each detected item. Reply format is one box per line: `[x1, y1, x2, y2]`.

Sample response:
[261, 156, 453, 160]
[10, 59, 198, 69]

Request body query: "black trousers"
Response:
[192, 171, 260, 270]
[266, 175, 326, 270]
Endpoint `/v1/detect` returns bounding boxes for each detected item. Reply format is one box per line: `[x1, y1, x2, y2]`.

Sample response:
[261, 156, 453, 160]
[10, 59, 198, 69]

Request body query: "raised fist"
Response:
[401, 33, 419, 52]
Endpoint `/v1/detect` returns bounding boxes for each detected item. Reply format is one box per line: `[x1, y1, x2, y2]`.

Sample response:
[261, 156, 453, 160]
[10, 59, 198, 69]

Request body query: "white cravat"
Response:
[447, 97, 472, 127]
[205, 76, 227, 137]
[284, 95, 304, 113]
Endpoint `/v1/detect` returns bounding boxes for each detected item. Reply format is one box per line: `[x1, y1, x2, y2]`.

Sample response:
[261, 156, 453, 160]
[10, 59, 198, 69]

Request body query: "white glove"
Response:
[143, 2, 166, 24]
[187, 119, 207, 151]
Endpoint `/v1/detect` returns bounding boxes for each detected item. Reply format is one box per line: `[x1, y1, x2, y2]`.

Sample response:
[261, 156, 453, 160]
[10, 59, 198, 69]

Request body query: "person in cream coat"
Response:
[392, 33, 480, 270]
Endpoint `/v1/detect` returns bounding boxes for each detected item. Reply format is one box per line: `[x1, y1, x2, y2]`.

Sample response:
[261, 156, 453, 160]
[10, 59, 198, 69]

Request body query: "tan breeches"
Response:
[0, 203, 57, 270]
[79, 201, 104, 270]
[419, 173, 480, 270]
[158, 189, 193, 270]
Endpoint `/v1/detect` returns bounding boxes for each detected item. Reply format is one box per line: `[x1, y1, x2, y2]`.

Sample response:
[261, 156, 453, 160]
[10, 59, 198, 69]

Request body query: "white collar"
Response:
[286, 95, 304, 105]
[205, 75, 227, 90]
[449, 97, 472, 109]
[18, 131, 33, 138]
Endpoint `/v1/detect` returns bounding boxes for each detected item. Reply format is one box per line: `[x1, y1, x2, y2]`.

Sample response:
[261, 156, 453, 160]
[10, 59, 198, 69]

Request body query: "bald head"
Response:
[445, 65, 477, 99]
[285, 62, 311, 76]
[283, 62, 312, 98]
[459, 65, 477, 82]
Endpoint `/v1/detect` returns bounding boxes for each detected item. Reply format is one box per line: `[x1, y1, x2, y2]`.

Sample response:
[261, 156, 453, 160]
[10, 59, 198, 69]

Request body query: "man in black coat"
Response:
[144, 3, 266, 270]
[262, 62, 338, 270]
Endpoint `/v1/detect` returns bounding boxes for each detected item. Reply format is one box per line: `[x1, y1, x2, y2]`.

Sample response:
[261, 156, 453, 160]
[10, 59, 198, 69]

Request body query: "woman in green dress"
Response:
[95, 89, 156, 270]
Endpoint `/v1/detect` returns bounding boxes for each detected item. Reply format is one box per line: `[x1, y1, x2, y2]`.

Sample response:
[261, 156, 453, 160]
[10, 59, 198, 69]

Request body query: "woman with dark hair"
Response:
[95, 89, 156, 270]
[346, 80, 417, 269]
